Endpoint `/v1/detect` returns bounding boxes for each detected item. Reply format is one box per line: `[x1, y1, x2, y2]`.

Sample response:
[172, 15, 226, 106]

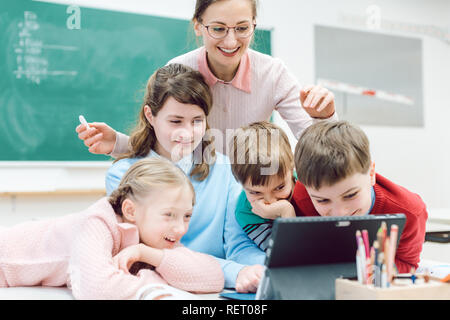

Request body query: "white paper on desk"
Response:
[135, 284, 199, 300]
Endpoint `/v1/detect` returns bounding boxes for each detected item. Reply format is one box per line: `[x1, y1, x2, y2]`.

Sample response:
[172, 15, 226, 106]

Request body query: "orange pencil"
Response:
[441, 274, 450, 283]
[376, 227, 383, 252]
[381, 221, 387, 251]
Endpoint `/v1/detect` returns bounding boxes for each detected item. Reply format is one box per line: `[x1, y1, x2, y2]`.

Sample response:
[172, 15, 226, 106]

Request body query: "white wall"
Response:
[260, 0, 450, 213]
[1, 0, 449, 224]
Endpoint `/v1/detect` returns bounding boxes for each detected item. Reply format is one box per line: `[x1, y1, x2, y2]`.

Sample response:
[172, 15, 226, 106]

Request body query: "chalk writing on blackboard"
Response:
[13, 11, 78, 85]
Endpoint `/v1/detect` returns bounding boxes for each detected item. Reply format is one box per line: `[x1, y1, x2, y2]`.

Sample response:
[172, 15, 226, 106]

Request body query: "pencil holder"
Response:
[335, 278, 450, 300]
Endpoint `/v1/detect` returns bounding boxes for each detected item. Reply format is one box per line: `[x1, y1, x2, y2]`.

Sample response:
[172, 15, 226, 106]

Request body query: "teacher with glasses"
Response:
[77, 0, 338, 156]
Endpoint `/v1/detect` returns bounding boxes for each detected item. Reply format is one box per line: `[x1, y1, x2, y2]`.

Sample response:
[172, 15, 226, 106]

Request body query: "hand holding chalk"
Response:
[79, 115, 90, 129]
[75, 118, 117, 155]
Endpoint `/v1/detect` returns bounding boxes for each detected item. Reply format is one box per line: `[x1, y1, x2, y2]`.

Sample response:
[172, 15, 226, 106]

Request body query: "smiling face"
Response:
[123, 184, 194, 249]
[305, 164, 376, 217]
[145, 97, 207, 161]
[193, 0, 255, 81]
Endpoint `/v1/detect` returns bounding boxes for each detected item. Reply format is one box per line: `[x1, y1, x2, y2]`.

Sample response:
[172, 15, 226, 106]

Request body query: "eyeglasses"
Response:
[201, 22, 256, 39]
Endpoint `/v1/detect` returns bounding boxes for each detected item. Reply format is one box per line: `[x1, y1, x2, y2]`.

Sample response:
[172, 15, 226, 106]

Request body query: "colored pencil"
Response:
[362, 229, 370, 257]
[387, 224, 398, 282]
[356, 249, 363, 284]
[356, 230, 367, 283]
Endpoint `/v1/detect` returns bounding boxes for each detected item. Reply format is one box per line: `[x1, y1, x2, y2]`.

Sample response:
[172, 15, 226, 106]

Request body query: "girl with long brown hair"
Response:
[106, 63, 265, 293]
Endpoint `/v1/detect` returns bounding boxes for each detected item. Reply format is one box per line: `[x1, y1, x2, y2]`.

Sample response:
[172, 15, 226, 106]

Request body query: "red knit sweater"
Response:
[291, 173, 428, 273]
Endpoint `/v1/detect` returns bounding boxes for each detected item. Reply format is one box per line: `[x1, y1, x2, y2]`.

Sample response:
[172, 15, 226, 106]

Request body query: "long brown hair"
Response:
[116, 63, 216, 181]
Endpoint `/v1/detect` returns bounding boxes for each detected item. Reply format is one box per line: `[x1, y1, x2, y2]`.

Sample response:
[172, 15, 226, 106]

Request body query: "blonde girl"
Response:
[0, 157, 224, 299]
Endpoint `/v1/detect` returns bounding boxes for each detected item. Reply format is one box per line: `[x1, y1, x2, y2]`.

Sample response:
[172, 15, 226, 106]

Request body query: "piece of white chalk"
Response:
[79, 115, 90, 129]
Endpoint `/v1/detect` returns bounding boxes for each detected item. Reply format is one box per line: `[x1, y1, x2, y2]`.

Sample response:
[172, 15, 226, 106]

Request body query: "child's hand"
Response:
[235, 265, 264, 293]
[112, 244, 143, 274]
[250, 199, 296, 219]
[75, 122, 117, 155]
[300, 84, 335, 119]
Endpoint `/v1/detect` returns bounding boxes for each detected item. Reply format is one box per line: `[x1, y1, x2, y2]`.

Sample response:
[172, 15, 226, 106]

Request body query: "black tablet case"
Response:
[258, 214, 406, 300]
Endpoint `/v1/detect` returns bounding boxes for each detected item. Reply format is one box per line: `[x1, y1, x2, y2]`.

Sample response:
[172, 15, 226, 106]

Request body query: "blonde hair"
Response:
[109, 157, 195, 216]
[116, 63, 216, 181]
[294, 120, 371, 189]
[229, 121, 294, 186]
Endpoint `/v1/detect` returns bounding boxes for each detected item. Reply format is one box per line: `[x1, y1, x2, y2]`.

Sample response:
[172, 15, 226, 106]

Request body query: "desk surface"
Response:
[0, 286, 223, 300]
[1, 222, 449, 300]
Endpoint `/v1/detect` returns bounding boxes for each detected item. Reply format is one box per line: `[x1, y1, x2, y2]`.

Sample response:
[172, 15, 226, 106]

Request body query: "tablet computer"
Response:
[256, 214, 406, 300]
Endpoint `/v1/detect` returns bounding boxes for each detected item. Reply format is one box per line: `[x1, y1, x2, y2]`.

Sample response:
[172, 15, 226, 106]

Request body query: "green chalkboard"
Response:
[0, 0, 271, 161]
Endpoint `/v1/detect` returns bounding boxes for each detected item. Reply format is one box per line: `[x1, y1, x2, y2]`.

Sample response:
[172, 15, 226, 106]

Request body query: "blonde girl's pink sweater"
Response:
[0, 198, 224, 299]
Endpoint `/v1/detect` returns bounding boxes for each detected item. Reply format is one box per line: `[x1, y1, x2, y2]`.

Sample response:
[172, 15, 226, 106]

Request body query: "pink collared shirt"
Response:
[197, 47, 252, 93]
[170, 47, 338, 150]
[0, 198, 224, 299]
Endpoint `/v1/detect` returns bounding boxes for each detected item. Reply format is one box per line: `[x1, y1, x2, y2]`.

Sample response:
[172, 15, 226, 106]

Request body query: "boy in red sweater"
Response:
[291, 121, 427, 273]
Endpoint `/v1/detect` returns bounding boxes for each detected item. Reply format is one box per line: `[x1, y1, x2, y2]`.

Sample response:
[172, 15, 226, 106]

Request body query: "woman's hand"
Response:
[300, 85, 335, 119]
[75, 122, 117, 155]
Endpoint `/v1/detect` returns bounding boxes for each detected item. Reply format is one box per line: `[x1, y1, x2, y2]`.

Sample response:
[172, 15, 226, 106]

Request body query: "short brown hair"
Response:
[229, 121, 294, 186]
[294, 121, 371, 189]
